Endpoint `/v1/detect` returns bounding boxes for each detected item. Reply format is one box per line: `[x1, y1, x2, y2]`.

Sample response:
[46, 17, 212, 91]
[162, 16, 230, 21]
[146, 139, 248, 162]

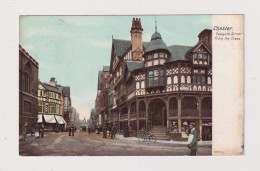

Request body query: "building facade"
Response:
[37, 78, 69, 131]
[95, 18, 212, 141]
[19, 45, 39, 134]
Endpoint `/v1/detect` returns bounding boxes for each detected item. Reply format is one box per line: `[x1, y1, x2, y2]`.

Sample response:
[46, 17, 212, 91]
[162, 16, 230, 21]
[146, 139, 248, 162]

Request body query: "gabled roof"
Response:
[112, 39, 132, 57]
[186, 41, 212, 55]
[43, 83, 60, 93]
[166, 45, 193, 63]
[112, 39, 149, 58]
[126, 61, 144, 72]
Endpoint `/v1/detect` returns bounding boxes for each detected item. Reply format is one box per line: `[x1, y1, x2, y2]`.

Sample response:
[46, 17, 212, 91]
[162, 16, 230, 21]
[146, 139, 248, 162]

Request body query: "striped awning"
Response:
[43, 114, 56, 123]
[55, 115, 65, 124]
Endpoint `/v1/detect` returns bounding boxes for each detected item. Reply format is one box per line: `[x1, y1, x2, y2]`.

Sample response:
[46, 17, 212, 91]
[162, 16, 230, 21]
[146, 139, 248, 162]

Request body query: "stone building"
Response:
[19, 45, 39, 134]
[95, 18, 212, 141]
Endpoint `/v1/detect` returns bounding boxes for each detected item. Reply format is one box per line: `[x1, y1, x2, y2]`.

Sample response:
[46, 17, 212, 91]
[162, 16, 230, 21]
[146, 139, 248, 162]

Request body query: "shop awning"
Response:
[61, 117, 67, 125]
[43, 114, 56, 123]
[37, 114, 43, 123]
[55, 115, 65, 124]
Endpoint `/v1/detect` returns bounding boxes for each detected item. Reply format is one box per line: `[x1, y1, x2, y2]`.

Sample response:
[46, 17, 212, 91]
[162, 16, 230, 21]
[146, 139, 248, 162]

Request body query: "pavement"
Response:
[19, 131, 212, 156]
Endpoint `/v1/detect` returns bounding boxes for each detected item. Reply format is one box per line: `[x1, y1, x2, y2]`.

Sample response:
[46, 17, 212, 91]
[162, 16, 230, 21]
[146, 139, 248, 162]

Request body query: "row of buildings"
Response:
[94, 18, 212, 141]
[19, 45, 79, 133]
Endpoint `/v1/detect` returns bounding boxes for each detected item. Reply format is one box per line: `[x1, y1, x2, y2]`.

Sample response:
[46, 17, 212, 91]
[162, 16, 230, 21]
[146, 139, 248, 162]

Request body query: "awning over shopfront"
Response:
[43, 114, 56, 123]
[37, 114, 43, 123]
[55, 115, 66, 124]
[61, 117, 67, 125]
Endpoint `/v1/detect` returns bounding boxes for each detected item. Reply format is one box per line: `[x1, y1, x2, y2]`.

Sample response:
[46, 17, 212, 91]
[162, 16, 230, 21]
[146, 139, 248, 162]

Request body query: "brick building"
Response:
[19, 45, 39, 134]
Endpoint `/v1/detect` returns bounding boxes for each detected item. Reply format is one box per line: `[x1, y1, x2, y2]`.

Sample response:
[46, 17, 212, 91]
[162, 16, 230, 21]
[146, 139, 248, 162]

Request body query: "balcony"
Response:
[139, 111, 146, 118]
[169, 109, 178, 117]
[130, 113, 137, 119]
[201, 109, 212, 117]
[120, 114, 128, 120]
[181, 109, 199, 117]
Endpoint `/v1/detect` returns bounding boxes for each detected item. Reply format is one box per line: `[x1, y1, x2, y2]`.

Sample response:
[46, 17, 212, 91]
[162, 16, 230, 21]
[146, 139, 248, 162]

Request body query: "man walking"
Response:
[187, 122, 198, 156]
[21, 122, 28, 141]
[103, 124, 107, 138]
[40, 123, 45, 138]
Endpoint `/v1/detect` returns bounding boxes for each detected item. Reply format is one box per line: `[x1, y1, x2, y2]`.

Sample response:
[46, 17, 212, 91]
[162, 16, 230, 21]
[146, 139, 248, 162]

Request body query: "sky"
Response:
[19, 15, 212, 120]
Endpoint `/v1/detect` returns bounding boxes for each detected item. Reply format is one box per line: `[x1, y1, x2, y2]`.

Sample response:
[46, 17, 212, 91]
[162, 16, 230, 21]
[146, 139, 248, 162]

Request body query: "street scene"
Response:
[19, 15, 212, 156]
[19, 131, 211, 156]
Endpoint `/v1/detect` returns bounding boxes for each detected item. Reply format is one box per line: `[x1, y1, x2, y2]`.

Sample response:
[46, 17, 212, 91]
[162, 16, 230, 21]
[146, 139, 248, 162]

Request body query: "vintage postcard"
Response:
[18, 15, 243, 156]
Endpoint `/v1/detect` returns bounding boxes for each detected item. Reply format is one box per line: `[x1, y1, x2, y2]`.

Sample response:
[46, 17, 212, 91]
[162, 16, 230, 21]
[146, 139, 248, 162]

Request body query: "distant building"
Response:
[19, 45, 39, 134]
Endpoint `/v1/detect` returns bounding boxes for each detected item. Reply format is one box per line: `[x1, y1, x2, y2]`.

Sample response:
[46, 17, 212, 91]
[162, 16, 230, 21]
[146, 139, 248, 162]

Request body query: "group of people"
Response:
[123, 124, 132, 137]
[102, 123, 116, 139]
[21, 122, 45, 141]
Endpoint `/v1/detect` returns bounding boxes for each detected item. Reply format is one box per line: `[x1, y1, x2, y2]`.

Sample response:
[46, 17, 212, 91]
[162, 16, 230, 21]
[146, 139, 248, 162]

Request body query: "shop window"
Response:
[169, 121, 178, 133]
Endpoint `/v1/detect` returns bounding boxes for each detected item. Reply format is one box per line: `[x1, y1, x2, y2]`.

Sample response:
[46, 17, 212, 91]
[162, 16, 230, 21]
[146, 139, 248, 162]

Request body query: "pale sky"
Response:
[19, 15, 212, 120]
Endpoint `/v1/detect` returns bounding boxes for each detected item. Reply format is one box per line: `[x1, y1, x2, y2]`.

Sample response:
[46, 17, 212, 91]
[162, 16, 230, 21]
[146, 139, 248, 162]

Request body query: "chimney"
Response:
[130, 18, 143, 61]
[49, 77, 57, 87]
[198, 29, 212, 51]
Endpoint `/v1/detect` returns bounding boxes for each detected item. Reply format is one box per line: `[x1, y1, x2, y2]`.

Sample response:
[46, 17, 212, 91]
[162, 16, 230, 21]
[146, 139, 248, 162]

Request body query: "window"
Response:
[148, 69, 165, 86]
[193, 76, 197, 83]
[24, 101, 31, 113]
[147, 54, 152, 60]
[208, 77, 212, 84]
[197, 76, 201, 84]
[136, 82, 140, 89]
[167, 77, 172, 85]
[199, 53, 203, 59]
[181, 75, 185, 83]
[159, 53, 164, 58]
[49, 103, 56, 114]
[154, 53, 158, 58]
[173, 76, 178, 84]
[203, 53, 208, 60]
[24, 73, 31, 93]
[187, 76, 191, 83]
[201, 76, 205, 84]
[141, 81, 145, 88]
[38, 101, 45, 113]
[193, 53, 198, 60]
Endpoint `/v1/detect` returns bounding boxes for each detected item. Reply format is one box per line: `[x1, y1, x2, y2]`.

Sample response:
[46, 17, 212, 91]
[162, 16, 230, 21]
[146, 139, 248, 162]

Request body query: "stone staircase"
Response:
[150, 126, 170, 141]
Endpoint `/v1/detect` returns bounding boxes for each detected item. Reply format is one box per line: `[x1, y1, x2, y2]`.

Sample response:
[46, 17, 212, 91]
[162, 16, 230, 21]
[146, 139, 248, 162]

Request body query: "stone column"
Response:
[177, 97, 182, 133]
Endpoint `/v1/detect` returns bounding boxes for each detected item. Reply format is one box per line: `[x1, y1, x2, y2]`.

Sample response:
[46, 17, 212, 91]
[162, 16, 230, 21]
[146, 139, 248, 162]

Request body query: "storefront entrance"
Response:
[148, 99, 167, 127]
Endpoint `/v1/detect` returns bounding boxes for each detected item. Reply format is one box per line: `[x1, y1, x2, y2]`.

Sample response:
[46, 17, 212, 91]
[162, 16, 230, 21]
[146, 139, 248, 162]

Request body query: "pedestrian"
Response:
[123, 123, 129, 137]
[71, 124, 75, 136]
[21, 122, 28, 141]
[128, 125, 132, 137]
[103, 124, 107, 138]
[31, 125, 35, 136]
[40, 123, 45, 138]
[35, 124, 39, 138]
[108, 123, 112, 137]
[187, 122, 198, 156]
[111, 123, 116, 139]
[88, 126, 91, 134]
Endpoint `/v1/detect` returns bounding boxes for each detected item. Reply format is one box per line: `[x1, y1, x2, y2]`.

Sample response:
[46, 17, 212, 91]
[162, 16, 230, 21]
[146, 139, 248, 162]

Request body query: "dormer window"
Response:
[199, 54, 203, 59]
[147, 54, 152, 60]
[203, 54, 208, 60]
[159, 53, 164, 58]
[154, 53, 158, 58]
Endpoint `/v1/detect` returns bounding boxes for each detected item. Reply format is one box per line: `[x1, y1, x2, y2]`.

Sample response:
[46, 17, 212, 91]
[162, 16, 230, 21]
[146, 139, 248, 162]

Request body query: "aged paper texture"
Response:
[212, 15, 244, 156]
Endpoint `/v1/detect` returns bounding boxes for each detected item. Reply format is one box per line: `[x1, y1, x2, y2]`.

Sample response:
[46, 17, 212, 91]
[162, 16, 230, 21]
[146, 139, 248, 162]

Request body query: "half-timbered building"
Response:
[95, 18, 212, 141]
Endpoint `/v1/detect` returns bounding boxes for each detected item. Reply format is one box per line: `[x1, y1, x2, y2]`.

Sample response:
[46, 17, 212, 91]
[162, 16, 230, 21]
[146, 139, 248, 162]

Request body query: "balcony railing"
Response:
[120, 114, 128, 120]
[130, 113, 137, 119]
[139, 111, 146, 118]
[201, 109, 212, 117]
[181, 109, 199, 117]
[169, 109, 178, 117]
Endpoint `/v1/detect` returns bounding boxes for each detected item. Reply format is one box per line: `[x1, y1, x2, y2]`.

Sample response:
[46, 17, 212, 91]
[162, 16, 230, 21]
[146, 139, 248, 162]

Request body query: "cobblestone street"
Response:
[19, 131, 212, 156]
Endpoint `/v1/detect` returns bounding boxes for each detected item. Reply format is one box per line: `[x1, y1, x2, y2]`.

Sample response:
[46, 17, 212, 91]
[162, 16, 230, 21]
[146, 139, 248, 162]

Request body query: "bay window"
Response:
[148, 68, 165, 87]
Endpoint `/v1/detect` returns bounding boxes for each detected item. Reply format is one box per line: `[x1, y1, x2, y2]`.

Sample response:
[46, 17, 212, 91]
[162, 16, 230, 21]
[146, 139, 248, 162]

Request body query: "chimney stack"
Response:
[49, 77, 57, 87]
[130, 18, 143, 61]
